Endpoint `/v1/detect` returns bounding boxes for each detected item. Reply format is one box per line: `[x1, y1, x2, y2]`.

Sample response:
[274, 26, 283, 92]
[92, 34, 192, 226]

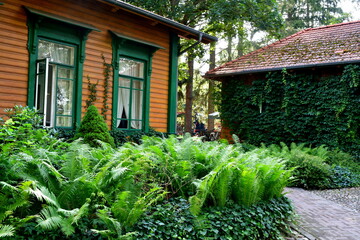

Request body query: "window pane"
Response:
[58, 68, 73, 79]
[119, 58, 144, 78]
[131, 89, 143, 122]
[38, 40, 74, 65]
[133, 80, 143, 90]
[56, 116, 72, 127]
[119, 77, 130, 88]
[57, 79, 73, 115]
[131, 120, 142, 129]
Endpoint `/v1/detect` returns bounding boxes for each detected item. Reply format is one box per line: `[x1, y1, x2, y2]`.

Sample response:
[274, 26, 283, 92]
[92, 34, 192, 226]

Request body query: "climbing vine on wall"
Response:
[85, 75, 98, 109]
[101, 54, 111, 119]
[221, 64, 360, 156]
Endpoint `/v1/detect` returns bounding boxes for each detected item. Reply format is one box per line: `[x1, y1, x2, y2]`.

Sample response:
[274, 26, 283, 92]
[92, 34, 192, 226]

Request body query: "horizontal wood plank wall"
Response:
[0, 1, 28, 113]
[0, 0, 170, 132]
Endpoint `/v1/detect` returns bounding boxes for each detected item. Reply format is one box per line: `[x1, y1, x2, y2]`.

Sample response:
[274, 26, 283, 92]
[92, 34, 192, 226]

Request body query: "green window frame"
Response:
[110, 31, 163, 132]
[25, 7, 99, 128]
[116, 57, 146, 130]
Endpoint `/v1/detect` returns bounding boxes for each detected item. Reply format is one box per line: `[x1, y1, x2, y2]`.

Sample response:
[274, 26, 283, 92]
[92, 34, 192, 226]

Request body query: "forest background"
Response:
[125, 0, 360, 133]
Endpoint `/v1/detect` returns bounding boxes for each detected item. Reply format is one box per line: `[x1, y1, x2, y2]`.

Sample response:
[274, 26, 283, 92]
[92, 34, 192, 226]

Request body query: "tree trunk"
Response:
[207, 42, 216, 131]
[184, 56, 194, 133]
[227, 35, 233, 61]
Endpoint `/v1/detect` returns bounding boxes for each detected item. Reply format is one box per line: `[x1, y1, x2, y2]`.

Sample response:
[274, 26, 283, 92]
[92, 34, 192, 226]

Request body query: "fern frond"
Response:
[96, 208, 122, 237]
[0, 225, 15, 237]
[27, 185, 59, 207]
[37, 206, 62, 230]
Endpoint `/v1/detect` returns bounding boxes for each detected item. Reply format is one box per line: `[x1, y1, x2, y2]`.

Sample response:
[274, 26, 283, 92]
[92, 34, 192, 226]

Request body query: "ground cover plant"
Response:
[0, 107, 295, 239]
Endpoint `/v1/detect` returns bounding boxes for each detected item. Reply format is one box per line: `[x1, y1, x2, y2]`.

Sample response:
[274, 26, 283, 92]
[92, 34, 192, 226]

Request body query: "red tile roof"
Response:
[205, 21, 360, 78]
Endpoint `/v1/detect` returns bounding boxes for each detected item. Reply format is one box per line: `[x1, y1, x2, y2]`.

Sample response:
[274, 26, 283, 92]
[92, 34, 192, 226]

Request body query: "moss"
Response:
[74, 105, 115, 148]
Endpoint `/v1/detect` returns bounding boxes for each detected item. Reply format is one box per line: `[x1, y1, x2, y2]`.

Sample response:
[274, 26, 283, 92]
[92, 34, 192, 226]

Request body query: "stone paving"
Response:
[285, 187, 360, 240]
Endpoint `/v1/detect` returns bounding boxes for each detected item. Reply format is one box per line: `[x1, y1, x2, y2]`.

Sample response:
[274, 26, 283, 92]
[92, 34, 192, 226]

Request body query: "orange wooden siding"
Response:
[0, 0, 171, 132]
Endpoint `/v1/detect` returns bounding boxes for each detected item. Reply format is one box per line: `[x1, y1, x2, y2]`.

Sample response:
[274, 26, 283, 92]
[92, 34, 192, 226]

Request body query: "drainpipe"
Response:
[178, 33, 203, 56]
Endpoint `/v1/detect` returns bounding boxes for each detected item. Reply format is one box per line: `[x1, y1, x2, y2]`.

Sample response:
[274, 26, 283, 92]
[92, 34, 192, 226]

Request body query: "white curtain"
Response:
[38, 40, 74, 65]
[118, 87, 130, 128]
[131, 89, 143, 129]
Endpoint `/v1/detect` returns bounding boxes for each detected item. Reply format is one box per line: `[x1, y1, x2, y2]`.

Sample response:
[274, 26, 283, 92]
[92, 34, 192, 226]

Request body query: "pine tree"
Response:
[74, 105, 115, 148]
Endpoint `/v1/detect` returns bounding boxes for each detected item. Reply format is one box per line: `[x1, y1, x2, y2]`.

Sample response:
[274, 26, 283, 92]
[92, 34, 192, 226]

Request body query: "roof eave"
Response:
[205, 59, 360, 79]
[97, 0, 217, 44]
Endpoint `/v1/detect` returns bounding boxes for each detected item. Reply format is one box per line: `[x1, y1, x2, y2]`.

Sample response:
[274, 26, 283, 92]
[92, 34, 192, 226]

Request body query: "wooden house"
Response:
[205, 21, 360, 140]
[0, 0, 216, 134]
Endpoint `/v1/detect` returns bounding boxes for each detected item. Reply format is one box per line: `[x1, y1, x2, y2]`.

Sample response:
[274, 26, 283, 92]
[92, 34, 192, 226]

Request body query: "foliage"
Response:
[85, 75, 98, 109]
[101, 54, 111, 119]
[0, 106, 68, 182]
[134, 196, 293, 239]
[221, 65, 360, 158]
[261, 142, 360, 189]
[278, 0, 347, 37]
[1, 140, 165, 238]
[110, 127, 167, 148]
[50, 128, 76, 142]
[189, 148, 292, 214]
[0, 112, 296, 238]
[74, 105, 115, 148]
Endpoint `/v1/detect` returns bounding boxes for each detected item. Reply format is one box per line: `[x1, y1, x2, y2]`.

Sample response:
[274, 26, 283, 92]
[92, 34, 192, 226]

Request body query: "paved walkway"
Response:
[285, 187, 360, 240]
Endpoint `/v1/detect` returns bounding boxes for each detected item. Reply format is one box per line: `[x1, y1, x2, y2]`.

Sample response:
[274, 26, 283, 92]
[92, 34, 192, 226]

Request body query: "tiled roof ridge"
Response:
[206, 20, 360, 75]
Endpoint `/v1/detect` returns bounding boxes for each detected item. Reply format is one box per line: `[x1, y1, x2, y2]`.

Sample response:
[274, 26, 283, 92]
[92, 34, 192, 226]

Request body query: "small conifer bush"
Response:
[74, 105, 115, 147]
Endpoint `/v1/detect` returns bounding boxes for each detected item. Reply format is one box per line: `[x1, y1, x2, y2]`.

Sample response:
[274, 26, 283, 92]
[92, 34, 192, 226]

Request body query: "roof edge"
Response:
[206, 20, 360, 75]
[98, 0, 217, 43]
[204, 60, 360, 79]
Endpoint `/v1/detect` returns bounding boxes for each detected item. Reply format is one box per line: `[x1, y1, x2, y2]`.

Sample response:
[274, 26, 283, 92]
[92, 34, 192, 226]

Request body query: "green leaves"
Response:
[222, 65, 360, 157]
[134, 197, 294, 239]
[74, 105, 115, 148]
[190, 149, 292, 214]
[0, 225, 15, 238]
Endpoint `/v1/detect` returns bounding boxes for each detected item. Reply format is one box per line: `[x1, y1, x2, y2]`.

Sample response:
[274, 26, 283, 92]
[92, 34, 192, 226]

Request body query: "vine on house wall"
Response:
[101, 54, 111, 120]
[221, 64, 360, 156]
[85, 75, 98, 109]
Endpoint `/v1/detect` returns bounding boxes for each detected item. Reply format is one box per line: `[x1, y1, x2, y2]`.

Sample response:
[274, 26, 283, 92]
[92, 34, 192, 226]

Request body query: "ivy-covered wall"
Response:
[221, 64, 360, 156]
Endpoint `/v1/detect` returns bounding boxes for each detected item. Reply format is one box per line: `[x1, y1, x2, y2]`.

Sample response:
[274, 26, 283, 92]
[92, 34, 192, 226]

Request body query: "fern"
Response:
[0, 225, 15, 238]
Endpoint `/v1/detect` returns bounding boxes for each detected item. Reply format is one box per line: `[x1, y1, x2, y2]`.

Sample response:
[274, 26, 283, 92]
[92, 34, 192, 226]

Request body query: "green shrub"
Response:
[260, 143, 360, 189]
[134, 197, 293, 240]
[74, 105, 115, 148]
[286, 151, 331, 189]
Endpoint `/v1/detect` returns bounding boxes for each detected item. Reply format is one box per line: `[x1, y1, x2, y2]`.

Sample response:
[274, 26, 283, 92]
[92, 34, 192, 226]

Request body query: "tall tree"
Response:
[278, 0, 346, 36]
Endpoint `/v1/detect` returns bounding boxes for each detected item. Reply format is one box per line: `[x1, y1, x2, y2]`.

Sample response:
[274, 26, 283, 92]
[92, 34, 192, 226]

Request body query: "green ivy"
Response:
[134, 197, 293, 240]
[85, 75, 98, 109]
[101, 54, 111, 119]
[221, 64, 360, 158]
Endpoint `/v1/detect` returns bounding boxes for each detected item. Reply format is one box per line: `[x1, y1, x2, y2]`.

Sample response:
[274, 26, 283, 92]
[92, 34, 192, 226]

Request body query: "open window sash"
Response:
[35, 58, 55, 127]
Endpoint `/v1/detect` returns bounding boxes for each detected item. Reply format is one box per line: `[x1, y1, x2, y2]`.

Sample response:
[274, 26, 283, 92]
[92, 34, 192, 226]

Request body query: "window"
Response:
[35, 40, 75, 127]
[110, 31, 163, 132]
[117, 58, 145, 129]
[25, 7, 98, 128]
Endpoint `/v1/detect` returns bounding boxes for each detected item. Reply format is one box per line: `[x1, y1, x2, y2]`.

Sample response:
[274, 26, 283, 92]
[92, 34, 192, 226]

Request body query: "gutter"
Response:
[98, 0, 217, 44]
[205, 59, 360, 79]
